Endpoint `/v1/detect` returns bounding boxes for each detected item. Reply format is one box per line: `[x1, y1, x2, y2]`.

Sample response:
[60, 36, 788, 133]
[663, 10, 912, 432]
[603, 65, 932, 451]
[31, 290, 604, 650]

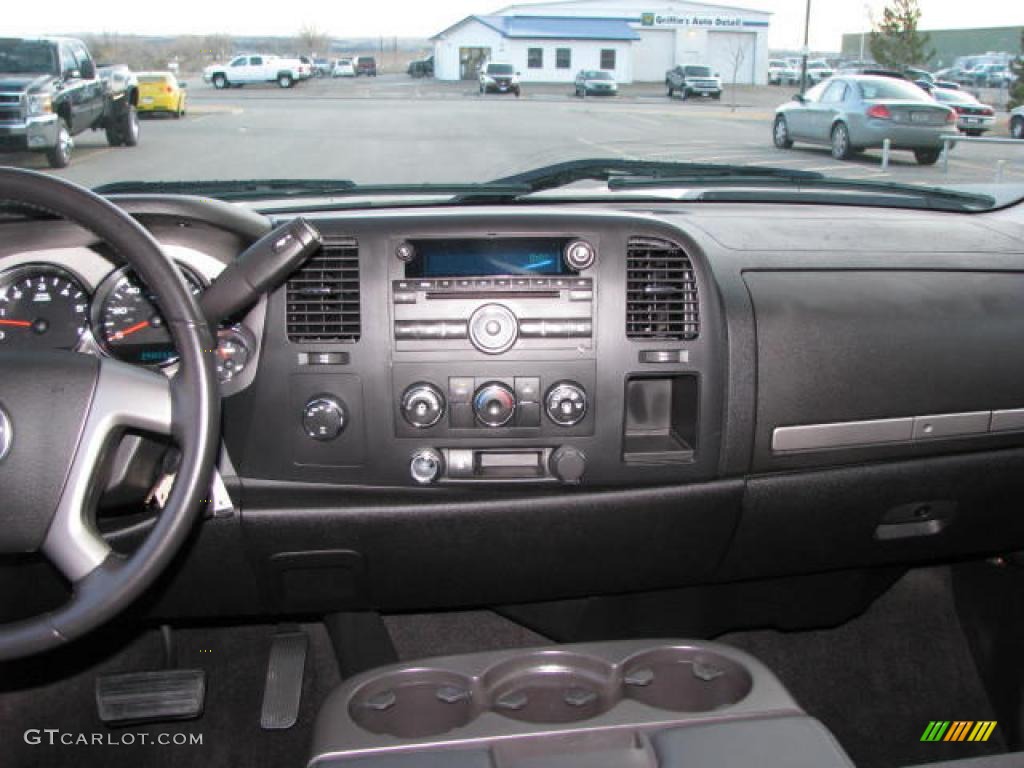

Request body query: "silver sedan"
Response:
[773, 75, 956, 165]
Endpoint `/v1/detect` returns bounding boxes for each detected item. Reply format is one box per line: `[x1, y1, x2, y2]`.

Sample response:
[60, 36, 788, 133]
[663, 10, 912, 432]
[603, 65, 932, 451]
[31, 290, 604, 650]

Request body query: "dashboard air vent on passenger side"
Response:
[286, 238, 361, 342]
[626, 236, 699, 340]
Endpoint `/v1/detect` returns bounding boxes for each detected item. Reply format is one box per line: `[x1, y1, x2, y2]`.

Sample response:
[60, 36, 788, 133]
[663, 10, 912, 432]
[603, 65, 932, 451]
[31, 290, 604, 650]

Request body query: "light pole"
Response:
[799, 0, 812, 93]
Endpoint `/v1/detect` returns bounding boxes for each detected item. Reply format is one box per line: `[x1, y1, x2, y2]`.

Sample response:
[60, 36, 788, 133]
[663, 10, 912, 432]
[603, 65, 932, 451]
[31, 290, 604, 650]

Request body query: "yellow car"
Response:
[136, 71, 187, 117]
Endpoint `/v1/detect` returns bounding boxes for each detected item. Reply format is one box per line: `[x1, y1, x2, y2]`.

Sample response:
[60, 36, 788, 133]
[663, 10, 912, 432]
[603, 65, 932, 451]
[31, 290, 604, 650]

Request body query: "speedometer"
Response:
[0, 265, 90, 350]
[92, 265, 204, 366]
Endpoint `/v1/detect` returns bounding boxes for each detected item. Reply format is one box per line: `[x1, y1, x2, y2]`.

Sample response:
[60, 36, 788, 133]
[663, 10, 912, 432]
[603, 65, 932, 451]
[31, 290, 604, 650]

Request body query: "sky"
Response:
[3, 0, 1019, 52]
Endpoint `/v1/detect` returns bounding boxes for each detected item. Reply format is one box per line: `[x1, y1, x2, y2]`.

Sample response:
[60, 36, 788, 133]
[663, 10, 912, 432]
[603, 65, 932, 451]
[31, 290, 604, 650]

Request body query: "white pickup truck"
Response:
[203, 54, 310, 89]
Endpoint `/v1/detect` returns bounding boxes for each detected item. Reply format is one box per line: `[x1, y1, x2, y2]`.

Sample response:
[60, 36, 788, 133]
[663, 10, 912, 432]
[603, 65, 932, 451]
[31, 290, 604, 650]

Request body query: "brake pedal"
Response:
[260, 628, 308, 730]
[96, 669, 206, 725]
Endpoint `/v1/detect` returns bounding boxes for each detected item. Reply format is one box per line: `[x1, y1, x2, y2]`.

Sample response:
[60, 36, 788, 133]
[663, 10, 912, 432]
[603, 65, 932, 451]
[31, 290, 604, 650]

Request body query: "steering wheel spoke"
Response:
[42, 359, 173, 583]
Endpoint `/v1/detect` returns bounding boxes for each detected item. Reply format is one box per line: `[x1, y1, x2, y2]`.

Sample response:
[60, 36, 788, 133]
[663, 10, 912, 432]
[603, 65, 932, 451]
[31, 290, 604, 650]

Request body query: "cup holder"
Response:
[621, 647, 753, 712]
[348, 668, 478, 739]
[483, 651, 618, 724]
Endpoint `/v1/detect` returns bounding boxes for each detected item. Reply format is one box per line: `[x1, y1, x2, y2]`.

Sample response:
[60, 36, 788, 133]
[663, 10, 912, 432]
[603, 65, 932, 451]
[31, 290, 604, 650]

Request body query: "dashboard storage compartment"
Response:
[622, 375, 698, 464]
[621, 647, 752, 712]
[348, 668, 479, 739]
[310, 640, 802, 766]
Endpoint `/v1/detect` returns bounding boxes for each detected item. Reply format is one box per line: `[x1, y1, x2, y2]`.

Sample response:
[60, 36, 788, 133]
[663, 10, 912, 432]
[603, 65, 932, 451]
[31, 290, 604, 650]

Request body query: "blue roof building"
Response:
[431, 0, 772, 84]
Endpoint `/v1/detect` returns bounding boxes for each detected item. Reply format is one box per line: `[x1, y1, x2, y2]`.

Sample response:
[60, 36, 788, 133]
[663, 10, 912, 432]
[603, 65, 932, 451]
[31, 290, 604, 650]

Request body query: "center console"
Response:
[229, 212, 725, 489]
[308, 640, 854, 768]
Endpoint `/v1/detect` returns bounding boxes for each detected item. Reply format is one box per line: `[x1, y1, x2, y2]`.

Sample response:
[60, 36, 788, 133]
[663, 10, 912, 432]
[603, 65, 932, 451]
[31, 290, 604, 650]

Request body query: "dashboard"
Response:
[3, 194, 1024, 617]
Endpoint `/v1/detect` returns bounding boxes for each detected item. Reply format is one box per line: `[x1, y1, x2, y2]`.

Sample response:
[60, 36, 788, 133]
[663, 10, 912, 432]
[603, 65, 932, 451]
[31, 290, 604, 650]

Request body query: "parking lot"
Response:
[9, 73, 1023, 189]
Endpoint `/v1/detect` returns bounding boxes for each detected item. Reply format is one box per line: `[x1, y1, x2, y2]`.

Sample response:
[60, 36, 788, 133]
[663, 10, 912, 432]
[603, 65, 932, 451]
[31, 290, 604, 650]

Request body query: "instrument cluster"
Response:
[0, 255, 255, 387]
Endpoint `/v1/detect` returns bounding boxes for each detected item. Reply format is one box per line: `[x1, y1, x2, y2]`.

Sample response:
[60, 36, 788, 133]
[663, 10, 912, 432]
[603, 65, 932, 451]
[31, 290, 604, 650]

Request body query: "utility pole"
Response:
[799, 0, 812, 93]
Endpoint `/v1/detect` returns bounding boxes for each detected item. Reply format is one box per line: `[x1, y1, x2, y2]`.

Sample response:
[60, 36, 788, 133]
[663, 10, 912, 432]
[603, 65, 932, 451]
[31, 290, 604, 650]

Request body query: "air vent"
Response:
[286, 238, 361, 343]
[626, 236, 699, 340]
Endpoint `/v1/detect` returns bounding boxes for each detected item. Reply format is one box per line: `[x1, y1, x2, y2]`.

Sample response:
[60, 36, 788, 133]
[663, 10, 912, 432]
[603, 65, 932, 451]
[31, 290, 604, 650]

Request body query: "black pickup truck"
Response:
[0, 36, 139, 168]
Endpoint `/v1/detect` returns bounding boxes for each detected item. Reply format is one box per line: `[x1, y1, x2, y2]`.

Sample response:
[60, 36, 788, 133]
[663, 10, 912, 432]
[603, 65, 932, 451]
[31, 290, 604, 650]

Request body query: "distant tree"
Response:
[869, 0, 935, 70]
[725, 39, 747, 112]
[1009, 30, 1024, 109]
[297, 25, 329, 56]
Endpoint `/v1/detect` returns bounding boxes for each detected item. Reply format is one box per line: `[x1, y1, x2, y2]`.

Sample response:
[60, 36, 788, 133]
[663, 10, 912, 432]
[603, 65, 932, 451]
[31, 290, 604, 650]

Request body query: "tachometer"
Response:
[92, 265, 204, 366]
[0, 265, 90, 350]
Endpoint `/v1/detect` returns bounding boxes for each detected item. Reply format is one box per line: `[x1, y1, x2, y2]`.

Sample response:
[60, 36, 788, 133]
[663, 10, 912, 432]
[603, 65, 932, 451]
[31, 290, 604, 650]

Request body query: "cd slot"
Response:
[427, 290, 561, 300]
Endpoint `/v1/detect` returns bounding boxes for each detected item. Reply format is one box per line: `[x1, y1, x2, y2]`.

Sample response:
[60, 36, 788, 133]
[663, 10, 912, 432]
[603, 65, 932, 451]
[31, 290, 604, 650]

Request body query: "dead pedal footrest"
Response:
[95, 669, 206, 724]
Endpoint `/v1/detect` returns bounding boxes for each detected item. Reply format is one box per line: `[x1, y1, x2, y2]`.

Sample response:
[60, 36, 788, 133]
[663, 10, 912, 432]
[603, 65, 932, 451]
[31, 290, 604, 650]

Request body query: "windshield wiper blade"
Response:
[94, 179, 533, 202]
[94, 178, 359, 200]
[488, 158, 824, 194]
[608, 175, 996, 210]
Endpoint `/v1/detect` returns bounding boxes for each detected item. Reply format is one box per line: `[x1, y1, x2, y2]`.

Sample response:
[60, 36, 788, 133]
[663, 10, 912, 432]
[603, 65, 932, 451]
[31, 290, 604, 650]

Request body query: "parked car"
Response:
[312, 58, 331, 77]
[806, 59, 835, 85]
[773, 75, 955, 164]
[970, 64, 1011, 88]
[574, 69, 618, 97]
[135, 71, 187, 118]
[0, 36, 139, 168]
[768, 59, 798, 86]
[1011, 105, 1024, 139]
[929, 88, 995, 136]
[203, 54, 307, 89]
[354, 56, 377, 77]
[407, 55, 434, 78]
[934, 66, 970, 84]
[479, 62, 520, 96]
[332, 59, 355, 78]
[665, 65, 722, 100]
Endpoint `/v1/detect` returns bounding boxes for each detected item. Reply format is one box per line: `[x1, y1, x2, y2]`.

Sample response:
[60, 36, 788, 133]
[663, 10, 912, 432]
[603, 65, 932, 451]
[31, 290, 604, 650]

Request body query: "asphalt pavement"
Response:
[4, 73, 1021, 190]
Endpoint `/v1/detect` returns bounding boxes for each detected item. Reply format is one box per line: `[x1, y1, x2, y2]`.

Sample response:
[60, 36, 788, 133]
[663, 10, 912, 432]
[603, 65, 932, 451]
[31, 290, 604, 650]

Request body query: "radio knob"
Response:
[401, 383, 446, 428]
[469, 304, 518, 354]
[544, 381, 588, 427]
[302, 395, 347, 441]
[410, 448, 444, 485]
[550, 446, 586, 484]
[473, 381, 517, 427]
[564, 240, 597, 271]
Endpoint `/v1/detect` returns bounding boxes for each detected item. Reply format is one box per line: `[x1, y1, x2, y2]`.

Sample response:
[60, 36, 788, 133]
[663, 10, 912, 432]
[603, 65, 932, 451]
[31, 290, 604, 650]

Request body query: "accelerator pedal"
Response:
[96, 669, 206, 725]
[260, 627, 309, 730]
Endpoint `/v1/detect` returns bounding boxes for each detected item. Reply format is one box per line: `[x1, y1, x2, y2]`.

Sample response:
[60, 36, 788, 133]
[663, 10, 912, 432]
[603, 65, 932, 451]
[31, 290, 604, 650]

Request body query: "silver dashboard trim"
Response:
[772, 418, 914, 453]
[773, 409, 1024, 453]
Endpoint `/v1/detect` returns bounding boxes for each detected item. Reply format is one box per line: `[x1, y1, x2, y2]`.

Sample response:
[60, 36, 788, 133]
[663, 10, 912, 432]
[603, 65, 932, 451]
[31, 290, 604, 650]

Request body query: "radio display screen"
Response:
[406, 239, 571, 277]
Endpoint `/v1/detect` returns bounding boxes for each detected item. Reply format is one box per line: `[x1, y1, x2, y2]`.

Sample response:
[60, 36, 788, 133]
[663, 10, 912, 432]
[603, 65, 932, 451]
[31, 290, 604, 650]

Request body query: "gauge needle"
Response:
[0, 319, 32, 327]
[113, 320, 150, 340]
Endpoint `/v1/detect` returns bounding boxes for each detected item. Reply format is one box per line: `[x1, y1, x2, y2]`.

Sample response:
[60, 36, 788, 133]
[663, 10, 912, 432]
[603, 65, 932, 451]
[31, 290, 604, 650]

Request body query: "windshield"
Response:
[932, 89, 977, 104]
[857, 77, 933, 101]
[0, 39, 57, 75]
[2, 2, 1022, 208]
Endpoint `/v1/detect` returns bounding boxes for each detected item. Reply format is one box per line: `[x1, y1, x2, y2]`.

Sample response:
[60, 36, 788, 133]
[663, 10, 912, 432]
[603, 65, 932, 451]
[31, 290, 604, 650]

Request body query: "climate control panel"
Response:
[393, 363, 595, 439]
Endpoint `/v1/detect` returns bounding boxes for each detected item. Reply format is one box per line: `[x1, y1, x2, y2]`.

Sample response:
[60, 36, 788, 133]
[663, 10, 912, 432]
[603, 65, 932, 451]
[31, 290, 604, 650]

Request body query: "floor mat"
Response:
[0, 622, 338, 768]
[719, 567, 1006, 768]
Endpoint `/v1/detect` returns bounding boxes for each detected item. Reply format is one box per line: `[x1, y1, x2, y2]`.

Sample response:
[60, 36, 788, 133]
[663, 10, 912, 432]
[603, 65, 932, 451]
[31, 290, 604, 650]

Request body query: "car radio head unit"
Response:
[404, 238, 575, 277]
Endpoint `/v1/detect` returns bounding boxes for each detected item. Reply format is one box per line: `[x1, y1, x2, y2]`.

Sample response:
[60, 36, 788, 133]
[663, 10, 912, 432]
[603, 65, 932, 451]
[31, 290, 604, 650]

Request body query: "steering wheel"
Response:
[0, 168, 220, 661]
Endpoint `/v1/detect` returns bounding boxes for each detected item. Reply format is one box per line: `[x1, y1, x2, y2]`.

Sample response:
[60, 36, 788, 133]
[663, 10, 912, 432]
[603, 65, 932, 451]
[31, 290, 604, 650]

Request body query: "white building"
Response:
[432, 0, 772, 84]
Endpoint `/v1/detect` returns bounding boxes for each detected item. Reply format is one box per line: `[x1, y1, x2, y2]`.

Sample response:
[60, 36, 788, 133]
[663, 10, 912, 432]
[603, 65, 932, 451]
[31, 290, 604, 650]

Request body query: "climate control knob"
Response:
[473, 381, 517, 427]
[302, 395, 347, 441]
[544, 381, 588, 426]
[401, 383, 446, 428]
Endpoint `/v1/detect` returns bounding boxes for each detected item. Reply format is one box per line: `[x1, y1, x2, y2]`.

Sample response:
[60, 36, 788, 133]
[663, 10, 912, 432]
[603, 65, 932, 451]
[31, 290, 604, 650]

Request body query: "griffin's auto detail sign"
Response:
[641, 13, 743, 28]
